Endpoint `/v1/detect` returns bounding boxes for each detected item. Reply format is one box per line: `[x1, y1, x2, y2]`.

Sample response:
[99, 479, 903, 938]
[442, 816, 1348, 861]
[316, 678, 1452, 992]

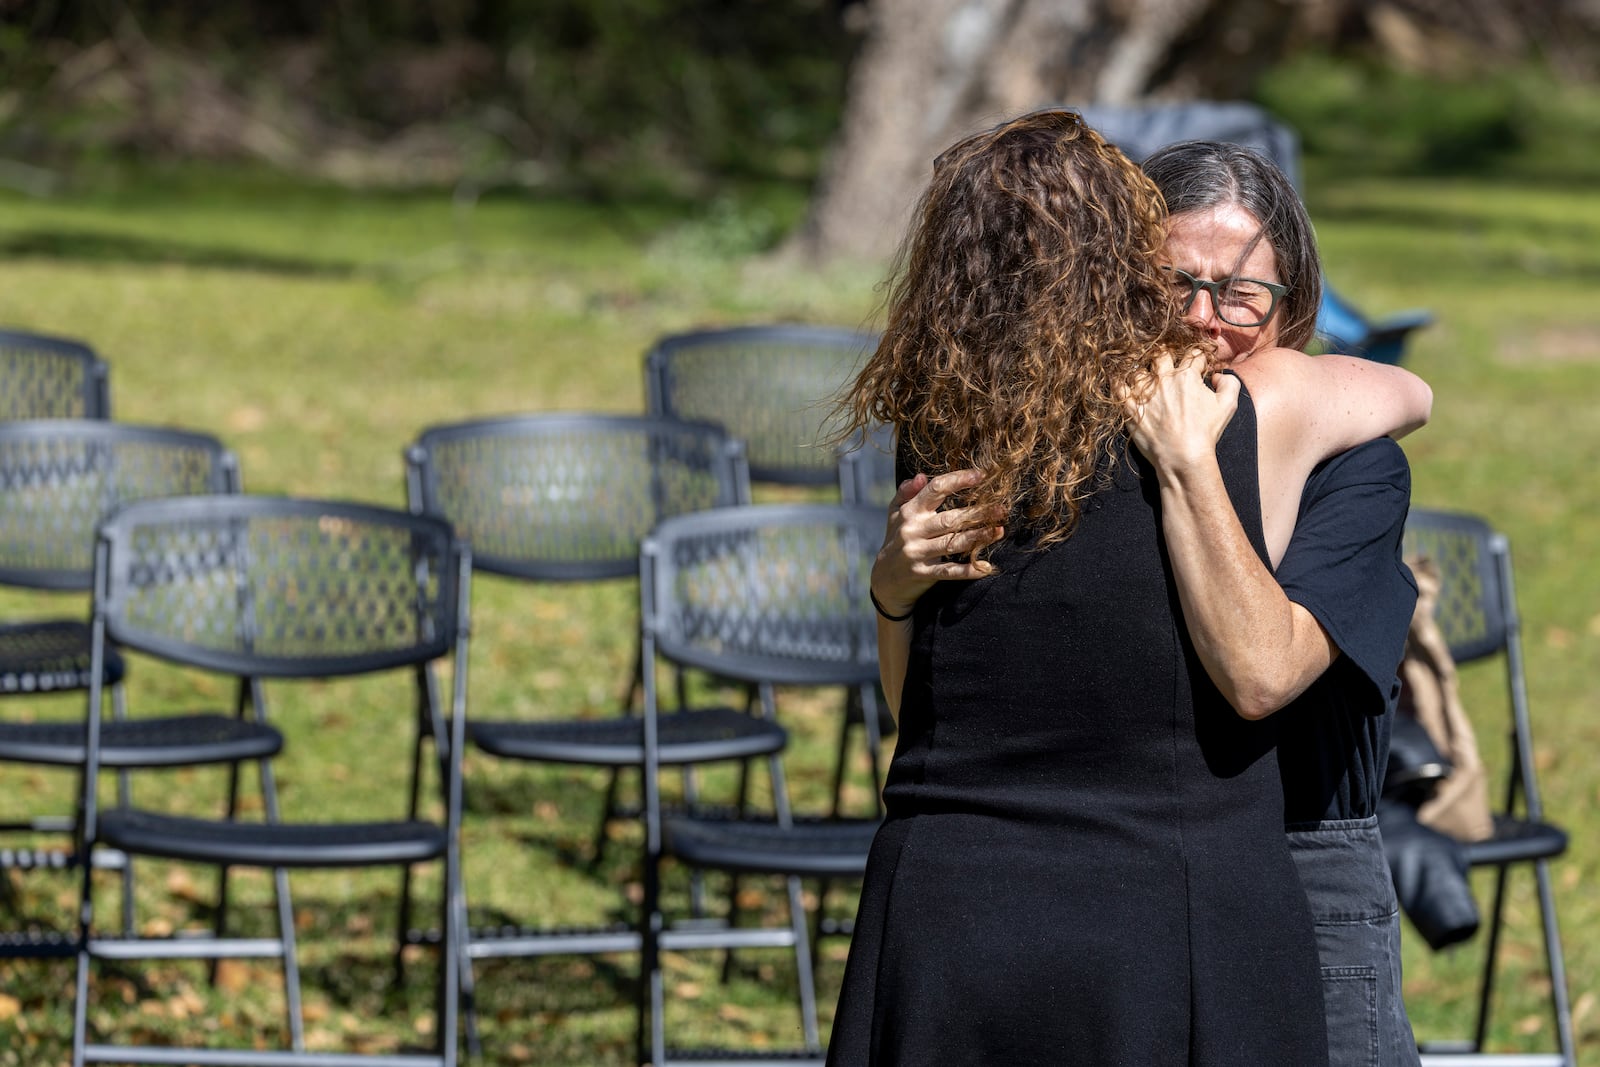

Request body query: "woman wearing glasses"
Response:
[866, 139, 1427, 1066]
[1140, 140, 1426, 1067]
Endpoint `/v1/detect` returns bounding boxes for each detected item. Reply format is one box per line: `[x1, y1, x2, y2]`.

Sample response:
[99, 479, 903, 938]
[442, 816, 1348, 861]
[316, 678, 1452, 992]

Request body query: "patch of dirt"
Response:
[1497, 324, 1600, 364]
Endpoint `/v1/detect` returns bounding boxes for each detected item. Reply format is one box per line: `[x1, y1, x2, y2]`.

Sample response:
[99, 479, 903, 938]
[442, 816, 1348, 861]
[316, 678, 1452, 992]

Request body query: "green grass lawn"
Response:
[0, 161, 1595, 1063]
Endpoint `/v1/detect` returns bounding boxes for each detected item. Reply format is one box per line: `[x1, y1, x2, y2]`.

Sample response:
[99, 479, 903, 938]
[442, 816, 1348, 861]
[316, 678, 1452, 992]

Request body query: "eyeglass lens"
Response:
[1166, 269, 1279, 328]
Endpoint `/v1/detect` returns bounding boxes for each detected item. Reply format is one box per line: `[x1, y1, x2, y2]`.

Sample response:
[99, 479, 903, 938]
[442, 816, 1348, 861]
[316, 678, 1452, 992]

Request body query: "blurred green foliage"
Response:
[0, 0, 856, 195]
[1261, 52, 1600, 180]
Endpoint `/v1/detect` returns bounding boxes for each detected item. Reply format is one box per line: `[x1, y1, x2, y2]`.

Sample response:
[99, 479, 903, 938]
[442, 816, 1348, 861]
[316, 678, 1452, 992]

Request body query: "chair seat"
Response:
[0, 713, 282, 768]
[664, 814, 880, 878]
[97, 809, 447, 869]
[469, 706, 786, 767]
[1463, 813, 1568, 867]
[662, 1050, 825, 1065]
[0, 620, 126, 694]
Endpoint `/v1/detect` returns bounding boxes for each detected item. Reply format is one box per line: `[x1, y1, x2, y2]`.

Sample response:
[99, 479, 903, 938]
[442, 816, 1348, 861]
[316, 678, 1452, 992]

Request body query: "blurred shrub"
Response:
[0, 0, 856, 195]
[1258, 52, 1600, 180]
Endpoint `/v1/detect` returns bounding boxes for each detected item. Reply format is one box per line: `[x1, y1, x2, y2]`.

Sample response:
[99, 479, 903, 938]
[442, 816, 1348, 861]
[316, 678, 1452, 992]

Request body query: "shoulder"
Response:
[1228, 347, 1313, 396]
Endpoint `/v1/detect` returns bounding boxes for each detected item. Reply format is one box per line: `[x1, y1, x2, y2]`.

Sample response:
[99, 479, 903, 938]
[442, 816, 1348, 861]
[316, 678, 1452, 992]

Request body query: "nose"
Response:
[1184, 287, 1222, 332]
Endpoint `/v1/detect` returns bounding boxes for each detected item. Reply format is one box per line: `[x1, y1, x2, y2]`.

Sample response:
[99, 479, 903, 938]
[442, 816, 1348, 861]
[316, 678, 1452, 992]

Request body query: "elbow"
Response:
[1223, 677, 1297, 721]
[1393, 377, 1434, 439]
[1410, 378, 1434, 430]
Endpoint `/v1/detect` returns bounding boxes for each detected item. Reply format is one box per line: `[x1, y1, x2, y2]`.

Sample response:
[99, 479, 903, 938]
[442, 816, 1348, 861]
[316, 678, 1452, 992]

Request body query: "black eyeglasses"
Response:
[1161, 267, 1288, 329]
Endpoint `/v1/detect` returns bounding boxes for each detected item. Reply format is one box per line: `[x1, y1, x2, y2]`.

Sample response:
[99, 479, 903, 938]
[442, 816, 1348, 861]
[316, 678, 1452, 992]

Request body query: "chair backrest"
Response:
[837, 422, 897, 510]
[1402, 507, 1510, 666]
[0, 329, 111, 419]
[1070, 101, 1303, 191]
[640, 503, 882, 688]
[0, 420, 236, 591]
[406, 413, 748, 583]
[644, 325, 879, 487]
[94, 495, 466, 680]
[1402, 505, 1550, 823]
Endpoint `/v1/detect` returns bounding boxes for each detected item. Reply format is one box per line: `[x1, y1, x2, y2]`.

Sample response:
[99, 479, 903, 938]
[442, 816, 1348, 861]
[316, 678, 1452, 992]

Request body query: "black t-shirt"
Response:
[1274, 437, 1419, 824]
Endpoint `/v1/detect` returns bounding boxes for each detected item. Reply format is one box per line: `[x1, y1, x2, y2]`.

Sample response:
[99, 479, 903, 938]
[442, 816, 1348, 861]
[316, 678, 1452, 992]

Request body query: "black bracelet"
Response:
[869, 587, 914, 622]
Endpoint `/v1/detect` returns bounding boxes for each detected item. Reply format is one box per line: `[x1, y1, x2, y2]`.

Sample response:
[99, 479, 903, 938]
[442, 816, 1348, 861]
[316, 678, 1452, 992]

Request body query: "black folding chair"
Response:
[70, 494, 471, 1067]
[1405, 508, 1575, 1067]
[0, 329, 111, 419]
[0, 420, 267, 958]
[403, 413, 785, 1053]
[638, 503, 886, 1066]
[644, 324, 879, 489]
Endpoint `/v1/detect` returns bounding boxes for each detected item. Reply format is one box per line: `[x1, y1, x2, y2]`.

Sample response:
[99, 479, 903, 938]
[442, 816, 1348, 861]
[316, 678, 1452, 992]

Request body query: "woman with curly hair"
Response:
[857, 132, 1431, 1066]
[824, 109, 1360, 1064]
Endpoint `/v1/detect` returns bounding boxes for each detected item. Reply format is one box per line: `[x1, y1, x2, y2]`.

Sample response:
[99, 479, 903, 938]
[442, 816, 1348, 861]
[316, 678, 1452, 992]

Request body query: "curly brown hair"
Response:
[845, 108, 1205, 549]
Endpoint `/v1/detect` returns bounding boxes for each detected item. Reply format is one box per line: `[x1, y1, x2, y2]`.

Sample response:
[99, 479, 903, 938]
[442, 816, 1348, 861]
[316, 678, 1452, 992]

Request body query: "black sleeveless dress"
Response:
[827, 392, 1328, 1066]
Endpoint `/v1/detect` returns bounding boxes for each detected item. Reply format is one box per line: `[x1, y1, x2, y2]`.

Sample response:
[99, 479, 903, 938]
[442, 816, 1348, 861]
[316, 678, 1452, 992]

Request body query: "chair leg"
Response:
[441, 856, 463, 1067]
[72, 935, 92, 1067]
[639, 856, 664, 1067]
[785, 873, 821, 1051]
[111, 685, 136, 939]
[1472, 863, 1512, 1050]
[208, 762, 241, 987]
[397, 708, 429, 986]
[72, 751, 98, 1067]
[461, 952, 483, 1060]
[590, 766, 625, 871]
[681, 764, 709, 920]
[828, 701, 852, 818]
[859, 685, 886, 818]
[809, 876, 830, 972]
[592, 647, 647, 871]
[268, 864, 306, 1051]
[249, 685, 307, 1053]
[210, 678, 255, 985]
[1534, 859, 1577, 1065]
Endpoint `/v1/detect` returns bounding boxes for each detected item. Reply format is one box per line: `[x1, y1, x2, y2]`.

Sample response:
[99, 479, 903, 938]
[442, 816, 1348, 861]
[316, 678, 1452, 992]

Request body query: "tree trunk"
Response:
[790, 0, 1298, 267]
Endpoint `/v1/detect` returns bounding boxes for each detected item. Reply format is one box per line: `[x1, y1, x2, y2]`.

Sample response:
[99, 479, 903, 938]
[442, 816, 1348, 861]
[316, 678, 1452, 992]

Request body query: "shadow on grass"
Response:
[0, 228, 360, 276]
[1313, 200, 1600, 247]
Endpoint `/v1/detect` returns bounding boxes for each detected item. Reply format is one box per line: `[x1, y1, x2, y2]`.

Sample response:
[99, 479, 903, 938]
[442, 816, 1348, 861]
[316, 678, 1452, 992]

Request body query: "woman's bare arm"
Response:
[1126, 355, 1337, 719]
[1236, 349, 1431, 564]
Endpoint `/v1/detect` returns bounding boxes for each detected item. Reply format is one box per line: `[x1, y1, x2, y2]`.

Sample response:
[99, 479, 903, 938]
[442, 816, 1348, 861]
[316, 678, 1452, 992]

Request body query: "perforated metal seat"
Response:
[0, 620, 126, 693]
[663, 814, 878, 879]
[97, 809, 448, 869]
[638, 504, 885, 1066]
[71, 495, 471, 1067]
[0, 713, 279, 768]
[1461, 814, 1568, 869]
[1404, 508, 1575, 1067]
[468, 707, 785, 767]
